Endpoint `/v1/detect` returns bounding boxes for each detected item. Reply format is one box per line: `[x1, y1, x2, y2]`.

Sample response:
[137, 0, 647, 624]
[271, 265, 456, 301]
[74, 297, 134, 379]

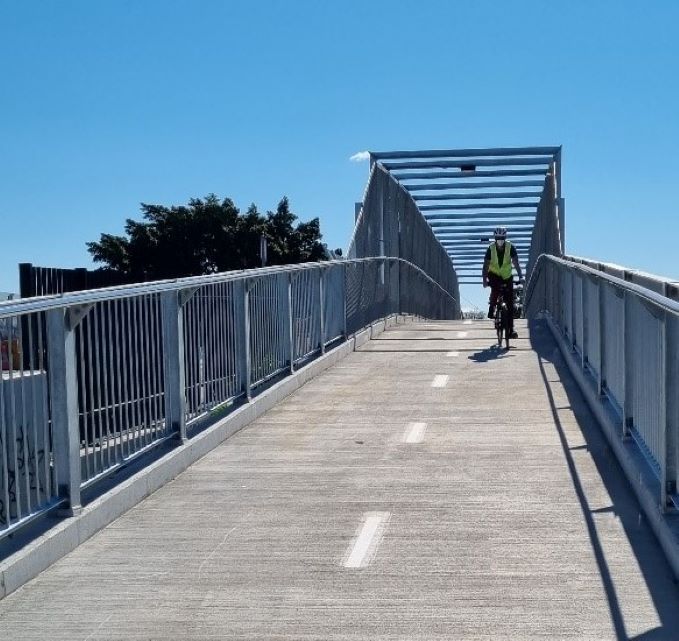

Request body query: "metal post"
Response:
[396, 258, 401, 317]
[570, 270, 577, 351]
[379, 186, 386, 286]
[285, 273, 294, 373]
[622, 290, 633, 439]
[342, 263, 348, 338]
[598, 280, 606, 396]
[161, 291, 186, 442]
[319, 268, 326, 354]
[662, 312, 678, 512]
[581, 276, 588, 369]
[235, 280, 252, 401]
[46, 308, 81, 515]
[558, 198, 566, 255]
[543, 257, 548, 315]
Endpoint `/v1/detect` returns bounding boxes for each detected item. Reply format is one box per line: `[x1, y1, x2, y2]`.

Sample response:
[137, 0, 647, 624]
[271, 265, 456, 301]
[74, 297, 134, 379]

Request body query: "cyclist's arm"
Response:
[511, 253, 523, 281]
[482, 248, 491, 286]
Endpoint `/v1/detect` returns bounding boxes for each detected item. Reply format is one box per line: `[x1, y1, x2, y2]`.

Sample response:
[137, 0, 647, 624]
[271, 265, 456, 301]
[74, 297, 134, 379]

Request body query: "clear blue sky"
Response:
[1, 1, 678, 308]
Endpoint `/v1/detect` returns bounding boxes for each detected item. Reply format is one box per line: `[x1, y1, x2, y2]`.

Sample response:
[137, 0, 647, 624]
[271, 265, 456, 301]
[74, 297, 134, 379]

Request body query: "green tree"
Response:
[87, 194, 331, 280]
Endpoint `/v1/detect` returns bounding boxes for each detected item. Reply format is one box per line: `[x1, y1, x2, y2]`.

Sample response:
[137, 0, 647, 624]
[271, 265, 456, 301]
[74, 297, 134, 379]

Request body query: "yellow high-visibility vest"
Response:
[489, 241, 513, 280]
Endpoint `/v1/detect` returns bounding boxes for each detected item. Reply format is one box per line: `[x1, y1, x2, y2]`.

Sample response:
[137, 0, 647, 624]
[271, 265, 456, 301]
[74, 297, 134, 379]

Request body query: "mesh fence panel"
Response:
[348, 165, 460, 318]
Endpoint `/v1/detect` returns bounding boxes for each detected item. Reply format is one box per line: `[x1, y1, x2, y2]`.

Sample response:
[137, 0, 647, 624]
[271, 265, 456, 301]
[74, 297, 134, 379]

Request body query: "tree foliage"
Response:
[87, 194, 331, 280]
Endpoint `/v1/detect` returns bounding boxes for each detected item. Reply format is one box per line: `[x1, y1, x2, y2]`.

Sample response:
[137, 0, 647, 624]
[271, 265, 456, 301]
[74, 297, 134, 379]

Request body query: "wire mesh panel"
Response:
[184, 281, 243, 423]
[573, 274, 584, 353]
[526, 172, 562, 283]
[0, 310, 56, 536]
[601, 282, 624, 404]
[399, 261, 423, 317]
[249, 274, 288, 387]
[322, 266, 345, 344]
[627, 296, 663, 470]
[76, 295, 167, 486]
[559, 263, 572, 337]
[348, 165, 460, 318]
[584, 277, 601, 377]
[526, 252, 679, 510]
[291, 270, 321, 363]
[345, 261, 386, 334]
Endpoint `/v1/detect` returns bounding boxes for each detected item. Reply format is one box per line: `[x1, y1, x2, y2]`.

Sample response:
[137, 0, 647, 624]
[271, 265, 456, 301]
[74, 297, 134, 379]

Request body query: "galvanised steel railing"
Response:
[525, 254, 678, 512]
[525, 166, 563, 282]
[564, 256, 679, 301]
[0, 257, 457, 540]
[348, 163, 461, 315]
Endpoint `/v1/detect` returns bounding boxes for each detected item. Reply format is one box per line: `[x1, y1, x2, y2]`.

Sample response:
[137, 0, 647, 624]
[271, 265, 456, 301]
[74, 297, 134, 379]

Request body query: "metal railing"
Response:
[564, 256, 679, 301]
[525, 166, 563, 284]
[525, 254, 678, 512]
[348, 163, 461, 315]
[0, 257, 456, 540]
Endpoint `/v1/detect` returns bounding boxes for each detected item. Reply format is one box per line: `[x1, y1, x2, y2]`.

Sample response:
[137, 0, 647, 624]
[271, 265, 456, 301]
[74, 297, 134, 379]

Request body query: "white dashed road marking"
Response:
[431, 375, 449, 388]
[344, 512, 391, 568]
[446, 351, 459, 357]
[404, 422, 427, 443]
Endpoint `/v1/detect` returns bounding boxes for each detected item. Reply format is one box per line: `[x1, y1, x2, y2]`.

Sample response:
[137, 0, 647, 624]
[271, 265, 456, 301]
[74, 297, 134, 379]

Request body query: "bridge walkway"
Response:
[1, 320, 678, 640]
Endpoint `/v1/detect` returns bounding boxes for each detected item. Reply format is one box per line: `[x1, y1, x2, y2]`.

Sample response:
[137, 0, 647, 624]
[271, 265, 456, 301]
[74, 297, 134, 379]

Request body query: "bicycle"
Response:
[493, 281, 513, 349]
[513, 282, 524, 319]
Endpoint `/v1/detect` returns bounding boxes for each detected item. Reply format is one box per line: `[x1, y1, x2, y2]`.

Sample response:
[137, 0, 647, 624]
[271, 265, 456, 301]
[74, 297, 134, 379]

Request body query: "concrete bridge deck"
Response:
[1, 320, 678, 640]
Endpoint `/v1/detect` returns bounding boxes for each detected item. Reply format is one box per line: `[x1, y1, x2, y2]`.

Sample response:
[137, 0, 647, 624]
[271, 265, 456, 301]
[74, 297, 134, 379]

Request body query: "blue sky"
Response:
[1, 1, 678, 308]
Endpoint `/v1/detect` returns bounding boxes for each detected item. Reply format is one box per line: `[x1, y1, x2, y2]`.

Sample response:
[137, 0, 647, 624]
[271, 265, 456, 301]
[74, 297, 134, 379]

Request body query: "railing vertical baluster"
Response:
[286, 273, 295, 373]
[662, 312, 678, 512]
[598, 280, 606, 396]
[47, 308, 82, 515]
[161, 291, 187, 442]
[542, 255, 548, 315]
[623, 290, 633, 439]
[342, 263, 348, 338]
[395, 258, 401, 316]
[235, 279, 251, 401]
[319, 268, 326, 354]
[581, 275, 588, 369]
[570, 270, 576, 351]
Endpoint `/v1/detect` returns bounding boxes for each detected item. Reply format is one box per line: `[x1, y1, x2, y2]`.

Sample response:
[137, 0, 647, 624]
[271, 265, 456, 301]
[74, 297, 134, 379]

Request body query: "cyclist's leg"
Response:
[488, 274, 501, 318]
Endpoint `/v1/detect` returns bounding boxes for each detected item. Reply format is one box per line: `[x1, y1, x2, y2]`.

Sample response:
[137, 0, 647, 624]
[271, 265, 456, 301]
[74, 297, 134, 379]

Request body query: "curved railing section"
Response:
[348, 163, 461, 318]
[0, 257, 456, 540]
[525, 253, 678, 512]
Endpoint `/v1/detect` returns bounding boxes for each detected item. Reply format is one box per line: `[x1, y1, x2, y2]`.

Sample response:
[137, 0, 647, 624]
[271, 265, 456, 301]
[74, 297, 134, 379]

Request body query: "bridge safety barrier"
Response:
[526, 254, 679, 512]
[348, 163, 461, 316]
[0, 257, 457, 541]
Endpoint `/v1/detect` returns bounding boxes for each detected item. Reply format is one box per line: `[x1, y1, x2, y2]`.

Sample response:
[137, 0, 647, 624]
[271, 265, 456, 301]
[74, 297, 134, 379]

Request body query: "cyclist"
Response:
[482, 226, 523, 339]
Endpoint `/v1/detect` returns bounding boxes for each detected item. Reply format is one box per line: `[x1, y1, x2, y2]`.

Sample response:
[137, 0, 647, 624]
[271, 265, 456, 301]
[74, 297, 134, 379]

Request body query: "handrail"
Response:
[524, 251, 679, 514]
[1, 255, 458, 543]
[525, 253, 679, 317]
[0, 256, 458, 319]
[346, 163, 460, 315]
[563, 255, 679, 298]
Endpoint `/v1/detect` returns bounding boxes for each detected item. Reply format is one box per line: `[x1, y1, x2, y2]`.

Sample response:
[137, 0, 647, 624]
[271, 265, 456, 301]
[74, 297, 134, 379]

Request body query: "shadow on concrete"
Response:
[467, 345, 516, 363]
[529, 318, 679, 640]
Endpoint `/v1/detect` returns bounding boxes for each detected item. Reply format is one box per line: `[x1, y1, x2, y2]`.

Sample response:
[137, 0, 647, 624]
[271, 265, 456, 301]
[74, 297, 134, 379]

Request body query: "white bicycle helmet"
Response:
[493, 226, 507, 239]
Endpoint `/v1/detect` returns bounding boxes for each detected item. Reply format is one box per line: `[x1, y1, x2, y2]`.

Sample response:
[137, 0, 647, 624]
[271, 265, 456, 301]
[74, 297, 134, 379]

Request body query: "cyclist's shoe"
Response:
[510, 330, 518, 339]
[487, 305, 495, 319]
